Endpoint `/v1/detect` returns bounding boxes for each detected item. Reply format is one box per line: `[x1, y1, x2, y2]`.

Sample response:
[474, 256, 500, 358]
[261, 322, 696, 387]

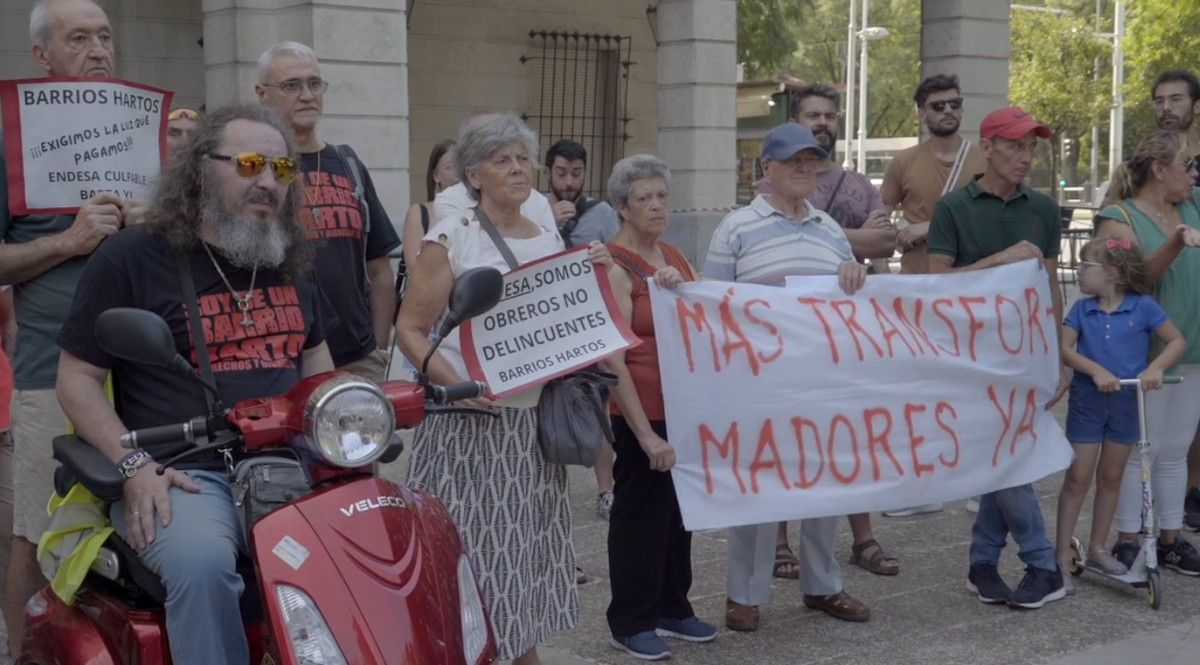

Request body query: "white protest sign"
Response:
[649, 259, 1072, 531]
[460, 247, 639, 398]
[1, 77, 170, 215]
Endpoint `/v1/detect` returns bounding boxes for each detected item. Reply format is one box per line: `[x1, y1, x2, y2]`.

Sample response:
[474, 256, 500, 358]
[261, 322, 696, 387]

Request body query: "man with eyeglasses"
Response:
[56, 103, 335, 665]
[926, 106, 1069, 610]
[0, 1, 154, 651]
[256, 41, 400, 384]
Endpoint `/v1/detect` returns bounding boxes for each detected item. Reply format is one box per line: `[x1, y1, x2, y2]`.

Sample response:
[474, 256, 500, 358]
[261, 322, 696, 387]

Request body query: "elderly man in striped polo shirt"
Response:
[706, 122, 871, 631]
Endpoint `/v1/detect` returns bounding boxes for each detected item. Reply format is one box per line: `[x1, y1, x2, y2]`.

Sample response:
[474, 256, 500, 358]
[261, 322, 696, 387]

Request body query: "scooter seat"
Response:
[52, 435, 124, 502]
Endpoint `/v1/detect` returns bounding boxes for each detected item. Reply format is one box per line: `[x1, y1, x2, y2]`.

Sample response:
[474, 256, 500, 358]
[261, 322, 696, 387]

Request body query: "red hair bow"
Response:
[1105, 238, 1132, 250]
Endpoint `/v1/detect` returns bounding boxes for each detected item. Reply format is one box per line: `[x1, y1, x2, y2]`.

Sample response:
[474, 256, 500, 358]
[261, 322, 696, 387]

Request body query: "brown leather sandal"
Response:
[773, 543, 801, 579]
[850, 538, 899, 576]
[802, 591, 871, 622]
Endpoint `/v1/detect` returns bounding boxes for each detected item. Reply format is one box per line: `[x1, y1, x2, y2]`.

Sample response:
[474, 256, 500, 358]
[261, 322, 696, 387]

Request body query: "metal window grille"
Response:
[522, 31, 632, 199]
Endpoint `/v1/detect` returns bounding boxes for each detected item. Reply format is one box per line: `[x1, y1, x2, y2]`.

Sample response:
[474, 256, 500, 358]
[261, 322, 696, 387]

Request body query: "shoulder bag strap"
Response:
[824, 169, 849, 210]
[333, 145, 372, 279]
[941, 139, 972, 196]
[609, 245, 652, 280]
[419, 203, 430, 233]
[473, 206, 520, 270]
[175, 251, 218, 414]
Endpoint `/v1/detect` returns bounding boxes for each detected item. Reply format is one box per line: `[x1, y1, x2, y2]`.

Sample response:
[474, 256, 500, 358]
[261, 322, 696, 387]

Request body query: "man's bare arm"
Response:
[0, 193, 123, 284]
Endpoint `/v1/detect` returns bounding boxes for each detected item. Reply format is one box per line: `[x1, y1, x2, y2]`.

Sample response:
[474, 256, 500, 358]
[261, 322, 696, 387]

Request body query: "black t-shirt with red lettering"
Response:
[57, 225, 335, 461]
[299, 145, 400, 366]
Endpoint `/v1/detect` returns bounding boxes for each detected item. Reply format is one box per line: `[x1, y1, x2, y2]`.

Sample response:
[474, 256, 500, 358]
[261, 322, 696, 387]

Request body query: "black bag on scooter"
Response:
[232, 456, 312, 538]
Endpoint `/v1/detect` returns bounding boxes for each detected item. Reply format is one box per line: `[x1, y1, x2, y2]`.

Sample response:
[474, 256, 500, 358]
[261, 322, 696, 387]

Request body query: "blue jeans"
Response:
[111, 470, 247, 665]
[969, 483, 1056, 572]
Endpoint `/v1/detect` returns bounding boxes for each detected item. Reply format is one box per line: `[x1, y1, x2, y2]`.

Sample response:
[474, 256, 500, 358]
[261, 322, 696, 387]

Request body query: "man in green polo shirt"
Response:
[927, 106, 1069, 610]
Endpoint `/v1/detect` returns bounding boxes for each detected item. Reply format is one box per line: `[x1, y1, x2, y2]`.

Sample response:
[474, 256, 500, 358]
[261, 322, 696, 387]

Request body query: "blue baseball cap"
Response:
[760, 122, 829, 161]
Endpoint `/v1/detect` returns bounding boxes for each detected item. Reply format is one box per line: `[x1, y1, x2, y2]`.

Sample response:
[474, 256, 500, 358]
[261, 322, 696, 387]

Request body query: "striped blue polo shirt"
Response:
[703, 194, 854, 285]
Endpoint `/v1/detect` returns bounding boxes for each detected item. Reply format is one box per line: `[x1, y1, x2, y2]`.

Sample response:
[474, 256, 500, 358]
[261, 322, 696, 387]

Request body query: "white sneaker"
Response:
[965, 497, 981, 514]
[882, 503, 944, 517]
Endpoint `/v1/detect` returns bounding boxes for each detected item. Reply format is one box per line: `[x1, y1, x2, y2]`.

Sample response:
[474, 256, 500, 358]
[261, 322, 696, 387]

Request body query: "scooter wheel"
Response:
[1068, 537, 1084, 577]
[1147, 568, 1162, 610]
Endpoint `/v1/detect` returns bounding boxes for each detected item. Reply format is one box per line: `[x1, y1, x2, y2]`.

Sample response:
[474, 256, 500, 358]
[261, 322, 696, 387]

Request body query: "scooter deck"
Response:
[1079, 560, 1150, 587]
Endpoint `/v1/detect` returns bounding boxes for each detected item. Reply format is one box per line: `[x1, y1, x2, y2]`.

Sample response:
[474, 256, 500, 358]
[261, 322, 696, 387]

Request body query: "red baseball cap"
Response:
[980, 107, 1051, 140]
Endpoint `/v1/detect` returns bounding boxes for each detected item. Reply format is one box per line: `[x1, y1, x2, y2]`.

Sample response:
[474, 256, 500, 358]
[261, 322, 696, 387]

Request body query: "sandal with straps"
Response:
[773, 543, 800, 579]
[850, 538, 899, 576]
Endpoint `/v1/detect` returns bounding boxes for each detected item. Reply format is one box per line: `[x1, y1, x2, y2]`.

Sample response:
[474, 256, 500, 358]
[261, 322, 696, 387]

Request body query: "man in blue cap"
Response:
[705, 122, 871, 630]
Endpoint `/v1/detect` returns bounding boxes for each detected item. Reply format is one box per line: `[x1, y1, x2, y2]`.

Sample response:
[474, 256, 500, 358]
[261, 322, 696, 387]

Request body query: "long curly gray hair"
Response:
[146, 104, 312, 282]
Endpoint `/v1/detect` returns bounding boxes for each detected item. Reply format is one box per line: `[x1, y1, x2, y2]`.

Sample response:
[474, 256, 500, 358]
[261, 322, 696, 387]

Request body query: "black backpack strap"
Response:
[474, 206, 520, 270]
[419, 203, 430, 233]
[175, 251, 218, 414]
[824, 169, 849, 211]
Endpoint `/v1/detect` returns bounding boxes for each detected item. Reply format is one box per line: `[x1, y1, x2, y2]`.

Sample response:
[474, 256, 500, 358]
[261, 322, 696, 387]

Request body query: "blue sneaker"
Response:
[609, 631, 672, 660]
[656, 615, 717, 643]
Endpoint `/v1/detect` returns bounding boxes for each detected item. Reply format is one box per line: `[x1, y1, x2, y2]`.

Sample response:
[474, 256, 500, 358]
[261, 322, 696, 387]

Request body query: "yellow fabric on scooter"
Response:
[37, 483, 114, 605]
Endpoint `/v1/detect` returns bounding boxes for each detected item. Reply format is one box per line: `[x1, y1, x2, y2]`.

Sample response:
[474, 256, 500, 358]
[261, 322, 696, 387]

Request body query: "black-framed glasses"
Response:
[928, 98, 963, 113]
[261, 77, 328, 96]
[207, 152, 299, 183]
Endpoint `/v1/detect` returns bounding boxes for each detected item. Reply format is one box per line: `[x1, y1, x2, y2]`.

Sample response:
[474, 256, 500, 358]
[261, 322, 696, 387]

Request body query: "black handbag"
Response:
[473, 207, 617, 466]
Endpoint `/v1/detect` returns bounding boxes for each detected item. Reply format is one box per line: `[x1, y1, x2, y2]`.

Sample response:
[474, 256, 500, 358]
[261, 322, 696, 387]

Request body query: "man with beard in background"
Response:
[55, 104, 335, 665]
[1151, 70, 1200, 170]
[878, 73, 986, 518]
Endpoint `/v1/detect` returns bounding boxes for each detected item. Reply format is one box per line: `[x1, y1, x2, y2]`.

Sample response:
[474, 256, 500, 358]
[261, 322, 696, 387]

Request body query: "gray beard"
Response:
[200, 194, 290, 269]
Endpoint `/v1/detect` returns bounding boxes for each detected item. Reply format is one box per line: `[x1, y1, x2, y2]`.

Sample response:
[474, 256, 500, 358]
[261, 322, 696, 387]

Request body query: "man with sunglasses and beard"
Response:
[55, 104, 336, 665]
[881, 74, 987, 276]
[256, 41, 400, 384]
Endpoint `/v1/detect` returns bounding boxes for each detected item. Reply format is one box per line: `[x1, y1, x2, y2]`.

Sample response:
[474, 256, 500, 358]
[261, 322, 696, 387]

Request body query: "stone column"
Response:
[920, 0, 1010, 142]
[655, 0, 737, 267]
[201, 0, 410, 220]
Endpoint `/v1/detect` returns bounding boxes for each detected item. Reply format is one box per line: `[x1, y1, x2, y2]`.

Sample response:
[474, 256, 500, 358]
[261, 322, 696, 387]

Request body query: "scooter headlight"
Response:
[303, 375, 395, 467]
[276, 584, 346, 665]
[457, 554, 489, 664]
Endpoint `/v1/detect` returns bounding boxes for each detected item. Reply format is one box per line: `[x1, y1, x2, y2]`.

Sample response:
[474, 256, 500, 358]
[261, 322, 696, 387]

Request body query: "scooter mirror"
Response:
[96, 308, 188, 372]
[438, 266, 504, 339]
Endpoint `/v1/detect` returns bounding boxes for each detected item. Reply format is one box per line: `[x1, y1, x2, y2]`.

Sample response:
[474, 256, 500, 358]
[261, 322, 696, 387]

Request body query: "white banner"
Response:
[460, 247, 639, 398]
[649, 259, 1071, 531]
[1, 77, 170, 215]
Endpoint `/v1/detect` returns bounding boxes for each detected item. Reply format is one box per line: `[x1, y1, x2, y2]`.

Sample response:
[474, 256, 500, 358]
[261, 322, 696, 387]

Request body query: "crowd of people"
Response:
[4, 1, 1200, 664]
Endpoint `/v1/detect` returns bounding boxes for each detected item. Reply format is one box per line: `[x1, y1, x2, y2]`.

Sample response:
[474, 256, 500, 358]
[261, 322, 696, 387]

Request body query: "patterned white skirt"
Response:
[408, 406, 578, 658]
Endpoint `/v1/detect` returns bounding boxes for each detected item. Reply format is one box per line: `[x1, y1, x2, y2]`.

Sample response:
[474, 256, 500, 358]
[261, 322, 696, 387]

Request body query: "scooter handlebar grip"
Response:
[119, 421, 193, 449]
[1164, 375, 1183, 385]
[432, 381, 488, 404]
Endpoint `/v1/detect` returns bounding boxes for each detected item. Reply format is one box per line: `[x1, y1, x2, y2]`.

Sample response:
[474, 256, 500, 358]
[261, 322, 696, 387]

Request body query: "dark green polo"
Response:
[927, 175, 1061, 268]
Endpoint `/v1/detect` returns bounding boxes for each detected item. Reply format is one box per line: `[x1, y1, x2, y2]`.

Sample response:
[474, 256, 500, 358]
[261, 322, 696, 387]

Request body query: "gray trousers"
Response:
[726, 517, 842, 606]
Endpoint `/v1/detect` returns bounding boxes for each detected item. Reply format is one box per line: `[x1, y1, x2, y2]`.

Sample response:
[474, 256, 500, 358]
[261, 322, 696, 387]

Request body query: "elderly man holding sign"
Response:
[396, 112, 614, 665]
[706, 123, 871, 630]
[0, 0, 160, 651]
[926, 107, 1068, 609]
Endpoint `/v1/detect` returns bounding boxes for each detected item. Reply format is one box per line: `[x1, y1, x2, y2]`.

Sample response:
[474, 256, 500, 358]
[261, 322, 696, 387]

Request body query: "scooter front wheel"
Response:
[1147, 568, 1162, 610]
[1068, 537, 1085, 577]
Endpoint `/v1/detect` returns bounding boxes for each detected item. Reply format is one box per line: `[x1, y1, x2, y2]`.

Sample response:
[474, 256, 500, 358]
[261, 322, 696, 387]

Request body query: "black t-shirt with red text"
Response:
[57, 225, 335, 461]
[299, 145, 400, 366]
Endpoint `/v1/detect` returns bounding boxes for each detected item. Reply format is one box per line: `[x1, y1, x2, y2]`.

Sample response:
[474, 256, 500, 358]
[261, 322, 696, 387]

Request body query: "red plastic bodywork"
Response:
[18, 374, 496, 665]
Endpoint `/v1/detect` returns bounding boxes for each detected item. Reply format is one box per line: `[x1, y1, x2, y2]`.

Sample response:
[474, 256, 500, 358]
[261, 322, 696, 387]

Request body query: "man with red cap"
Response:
[927, 106, 1069, 610]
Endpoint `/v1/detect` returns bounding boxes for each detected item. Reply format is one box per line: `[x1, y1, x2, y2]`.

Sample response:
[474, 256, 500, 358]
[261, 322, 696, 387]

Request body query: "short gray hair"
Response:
[29, 1, 52, 48]
[455, 112, 540, 201]
[607, 154, 671, 206]
[258, 41, 317, 83]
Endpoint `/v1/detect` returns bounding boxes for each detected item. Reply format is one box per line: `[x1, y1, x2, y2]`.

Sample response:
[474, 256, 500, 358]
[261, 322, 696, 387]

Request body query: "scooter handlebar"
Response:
[429, 381, 489, 405]
[119, 418, 201, 449]
[1117, 376, 1182, 387]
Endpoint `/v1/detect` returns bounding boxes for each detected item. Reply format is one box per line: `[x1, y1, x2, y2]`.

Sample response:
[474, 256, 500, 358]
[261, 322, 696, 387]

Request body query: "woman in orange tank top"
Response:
[599, 155, 715, 660]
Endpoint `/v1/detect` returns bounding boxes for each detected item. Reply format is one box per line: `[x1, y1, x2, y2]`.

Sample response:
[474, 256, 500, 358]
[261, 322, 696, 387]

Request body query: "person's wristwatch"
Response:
[118, 449, 154, 479]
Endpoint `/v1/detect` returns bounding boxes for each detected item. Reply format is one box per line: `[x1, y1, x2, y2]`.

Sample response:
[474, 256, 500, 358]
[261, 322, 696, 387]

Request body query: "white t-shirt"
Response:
[432, 182, 557, 231]
[423, 208, 565, 407]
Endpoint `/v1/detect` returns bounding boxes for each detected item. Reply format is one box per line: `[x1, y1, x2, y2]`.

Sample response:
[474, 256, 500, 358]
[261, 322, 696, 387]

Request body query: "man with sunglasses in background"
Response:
[0, 1, 155, 651]
[256, 42, 400, 384]
[56, 103, 335, 665]
[877, 73, 987, 518]
[166, 107, 201, 158]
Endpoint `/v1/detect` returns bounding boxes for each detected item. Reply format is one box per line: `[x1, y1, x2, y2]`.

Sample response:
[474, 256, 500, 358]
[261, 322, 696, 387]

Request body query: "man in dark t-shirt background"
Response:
[256, 41, 400, 383]
[56, 104, 335, 665]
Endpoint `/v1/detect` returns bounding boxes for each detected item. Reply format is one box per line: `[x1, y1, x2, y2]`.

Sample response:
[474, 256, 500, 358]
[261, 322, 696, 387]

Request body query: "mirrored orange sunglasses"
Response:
[206, 152, 298, 183]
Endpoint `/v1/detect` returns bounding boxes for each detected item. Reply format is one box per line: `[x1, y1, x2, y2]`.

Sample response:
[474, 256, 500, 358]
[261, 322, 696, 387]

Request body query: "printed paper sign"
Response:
[461, 247, 639, 398]
[649, 259, 1072, 531]
[1, 77, 171, 215]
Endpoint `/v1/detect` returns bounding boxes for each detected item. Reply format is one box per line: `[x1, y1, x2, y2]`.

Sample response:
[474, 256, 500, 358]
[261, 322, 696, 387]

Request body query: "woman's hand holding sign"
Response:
[586, 240, 613, 270]
[653, 266, 685, 289]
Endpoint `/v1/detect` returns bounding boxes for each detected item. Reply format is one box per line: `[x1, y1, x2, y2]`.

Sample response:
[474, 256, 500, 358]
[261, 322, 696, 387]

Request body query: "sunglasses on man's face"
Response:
[927, 98, 963, 113]
[207, 152, 298, 183]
